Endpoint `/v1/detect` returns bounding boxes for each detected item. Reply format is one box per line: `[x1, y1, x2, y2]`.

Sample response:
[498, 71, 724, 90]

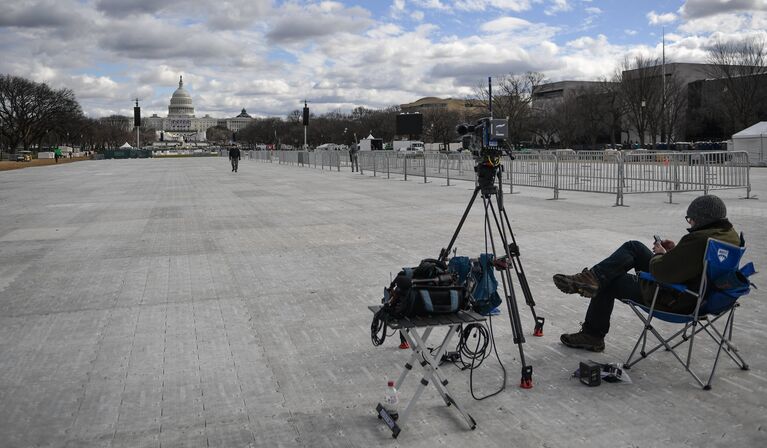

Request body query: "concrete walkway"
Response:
[0, 158, 765, 447]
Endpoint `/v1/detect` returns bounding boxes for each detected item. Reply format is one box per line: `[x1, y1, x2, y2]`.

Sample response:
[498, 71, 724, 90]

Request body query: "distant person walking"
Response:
[229, 147, 241, 173]
[350, 145, 359, 172]
[54, 148, 62, 163]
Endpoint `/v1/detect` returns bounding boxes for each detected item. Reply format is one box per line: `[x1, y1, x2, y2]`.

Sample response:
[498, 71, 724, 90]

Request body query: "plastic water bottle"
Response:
[383, 380, 400, 420]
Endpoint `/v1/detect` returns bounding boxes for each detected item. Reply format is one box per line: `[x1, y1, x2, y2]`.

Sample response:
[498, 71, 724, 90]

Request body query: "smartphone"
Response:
[653, 235, 662, 244]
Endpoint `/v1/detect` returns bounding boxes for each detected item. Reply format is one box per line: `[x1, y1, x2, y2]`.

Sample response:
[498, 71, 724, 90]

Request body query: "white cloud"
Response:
[545, 0, 572, 16]
[412, 0, 450, 10]
[420, 0, 532, 12]
[480, 16, 533, 33]
[679, 0, 767, 19]
[557, 34, 630, 80]
[266, 3, 372, 43]
[678, 11, 750, 34]
[647, 10, 678, 25]
[67, 75, 120, 99]
[367, 23, 403, 38]
[3, 0, 765, 118]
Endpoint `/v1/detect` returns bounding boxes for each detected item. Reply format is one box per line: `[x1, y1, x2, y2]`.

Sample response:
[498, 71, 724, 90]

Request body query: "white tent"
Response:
[120, 142, 132, 149]
[358, 134, 383, 151]
[732, 122, 767, 166]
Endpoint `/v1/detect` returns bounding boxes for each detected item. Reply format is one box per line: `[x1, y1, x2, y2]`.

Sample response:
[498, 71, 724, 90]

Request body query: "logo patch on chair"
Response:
[717, 248, 729, 262]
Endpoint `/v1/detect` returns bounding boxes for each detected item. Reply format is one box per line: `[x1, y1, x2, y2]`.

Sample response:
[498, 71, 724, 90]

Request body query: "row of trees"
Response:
[471, 59, 693, 150]
[0, 74, 158, 157]
[229, 105, 466, 150]
[473, 38, 766, 149]
[0, 75, 81, 157]
[234, 106, 404, 149]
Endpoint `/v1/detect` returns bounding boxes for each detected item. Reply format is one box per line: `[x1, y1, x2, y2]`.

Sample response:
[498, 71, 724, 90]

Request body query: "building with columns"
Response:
[142, 76, 256, 141]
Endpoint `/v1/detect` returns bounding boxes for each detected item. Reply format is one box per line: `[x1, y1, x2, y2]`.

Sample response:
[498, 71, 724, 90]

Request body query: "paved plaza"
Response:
[0, 157, 765, 447]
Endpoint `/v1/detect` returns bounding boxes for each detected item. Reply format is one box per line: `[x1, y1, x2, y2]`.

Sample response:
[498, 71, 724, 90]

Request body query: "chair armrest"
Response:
[637, 271, 690, 293]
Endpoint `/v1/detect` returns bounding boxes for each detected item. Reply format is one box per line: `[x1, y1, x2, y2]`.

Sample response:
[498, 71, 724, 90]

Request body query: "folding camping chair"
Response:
[621, 236, 756, 389]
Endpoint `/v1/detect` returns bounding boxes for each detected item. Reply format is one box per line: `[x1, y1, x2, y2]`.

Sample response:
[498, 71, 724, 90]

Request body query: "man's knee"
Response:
[621, 240, 647, 253]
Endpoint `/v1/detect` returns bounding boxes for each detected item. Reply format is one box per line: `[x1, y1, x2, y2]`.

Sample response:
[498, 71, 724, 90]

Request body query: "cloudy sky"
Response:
[0, 0, 765, 118]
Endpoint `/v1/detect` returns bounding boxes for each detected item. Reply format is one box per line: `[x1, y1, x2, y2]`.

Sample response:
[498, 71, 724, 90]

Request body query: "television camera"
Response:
[456, 118, 514, 197]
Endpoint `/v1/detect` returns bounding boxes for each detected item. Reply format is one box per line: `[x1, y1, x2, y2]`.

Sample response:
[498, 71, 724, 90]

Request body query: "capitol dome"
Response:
[168, 76, 195, 117]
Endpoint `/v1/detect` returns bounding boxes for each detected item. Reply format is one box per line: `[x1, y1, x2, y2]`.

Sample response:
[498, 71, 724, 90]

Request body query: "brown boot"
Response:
[560, 329, 605, 352]
[553, 268, 600, 298]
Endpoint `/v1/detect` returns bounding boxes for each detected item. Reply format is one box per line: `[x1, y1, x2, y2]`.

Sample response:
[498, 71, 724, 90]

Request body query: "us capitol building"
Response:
[142, 76, 255, 142]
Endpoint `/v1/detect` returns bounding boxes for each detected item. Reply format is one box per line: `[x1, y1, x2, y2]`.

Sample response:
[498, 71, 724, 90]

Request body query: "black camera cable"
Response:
[371, 306, 397, 346]
[461, 200, 509, 400]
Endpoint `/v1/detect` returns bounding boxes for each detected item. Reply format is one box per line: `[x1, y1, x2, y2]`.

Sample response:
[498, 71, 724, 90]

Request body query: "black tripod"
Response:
[438, 162, 544, 388]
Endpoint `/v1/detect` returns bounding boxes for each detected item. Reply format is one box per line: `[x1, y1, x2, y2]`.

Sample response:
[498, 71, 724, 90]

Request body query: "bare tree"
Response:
[551, 92, 581, 148]
[239, 117, 286, 147]
[423, 108, 461, 150]
[599, 77, 626, 147]
[529, 106, 558, 149]
[206, 125, 232, 144]
[617, 56, 663, 146]
[0, 75, 80, 156]
[661, 73, 687, 144]
[705, 37, 767, 133]
[572, 86, 610, 147]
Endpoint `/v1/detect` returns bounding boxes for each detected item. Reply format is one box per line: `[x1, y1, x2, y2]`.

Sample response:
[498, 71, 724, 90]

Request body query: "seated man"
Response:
[553, 195, 739, 352]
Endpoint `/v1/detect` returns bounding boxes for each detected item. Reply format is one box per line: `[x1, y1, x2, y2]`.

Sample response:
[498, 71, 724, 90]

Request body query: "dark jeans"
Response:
[231, 158, 239, 171]
[583, 240, 652, 338]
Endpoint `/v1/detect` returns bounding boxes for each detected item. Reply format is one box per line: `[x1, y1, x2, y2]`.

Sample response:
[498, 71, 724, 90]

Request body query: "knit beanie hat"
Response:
[686, 195, 727, 228]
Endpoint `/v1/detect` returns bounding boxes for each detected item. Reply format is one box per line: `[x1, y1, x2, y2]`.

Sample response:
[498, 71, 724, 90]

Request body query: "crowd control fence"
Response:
[247, 149, 752, 205]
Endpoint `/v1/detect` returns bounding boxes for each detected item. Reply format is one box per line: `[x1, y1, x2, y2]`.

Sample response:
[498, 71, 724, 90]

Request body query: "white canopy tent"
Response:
[120, 142, 133, 149]
[732, 122, 767, 166]
[358, 134, 383, 151]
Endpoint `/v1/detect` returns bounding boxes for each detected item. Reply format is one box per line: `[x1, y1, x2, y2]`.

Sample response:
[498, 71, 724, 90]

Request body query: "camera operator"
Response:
[553, 195, 740, 352]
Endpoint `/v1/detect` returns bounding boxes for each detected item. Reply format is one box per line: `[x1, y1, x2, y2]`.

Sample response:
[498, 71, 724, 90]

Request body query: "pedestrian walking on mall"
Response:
[229, 147, 241, 172]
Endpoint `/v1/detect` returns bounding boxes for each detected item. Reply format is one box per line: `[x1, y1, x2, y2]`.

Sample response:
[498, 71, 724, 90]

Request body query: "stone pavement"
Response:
[0, 158, 765, 448]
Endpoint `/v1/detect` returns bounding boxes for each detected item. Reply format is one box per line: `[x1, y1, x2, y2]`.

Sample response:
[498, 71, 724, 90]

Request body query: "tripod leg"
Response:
[485, 199, 533, 388]
[486, 201, 527, 348]
[496, 169, 545, 337]
[439, 187, 481, 262]
[500, 206, 545, 336]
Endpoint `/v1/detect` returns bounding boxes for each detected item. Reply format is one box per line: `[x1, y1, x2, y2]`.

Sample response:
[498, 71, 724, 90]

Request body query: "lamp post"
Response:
[134, 99, 141, 150]
[302, 100, 309, 150]
[641, 99, 646, 148]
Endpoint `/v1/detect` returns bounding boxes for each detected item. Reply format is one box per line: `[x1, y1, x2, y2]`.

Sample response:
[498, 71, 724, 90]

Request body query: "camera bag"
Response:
[386, 259, 468, 318]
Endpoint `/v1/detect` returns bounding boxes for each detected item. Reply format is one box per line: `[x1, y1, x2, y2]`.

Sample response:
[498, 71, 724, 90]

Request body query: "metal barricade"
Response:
[248, 149, 751, 205]
[614, 150, 751, 204]
[555, 150, 621, 197]
[506, 153, 558, 197]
